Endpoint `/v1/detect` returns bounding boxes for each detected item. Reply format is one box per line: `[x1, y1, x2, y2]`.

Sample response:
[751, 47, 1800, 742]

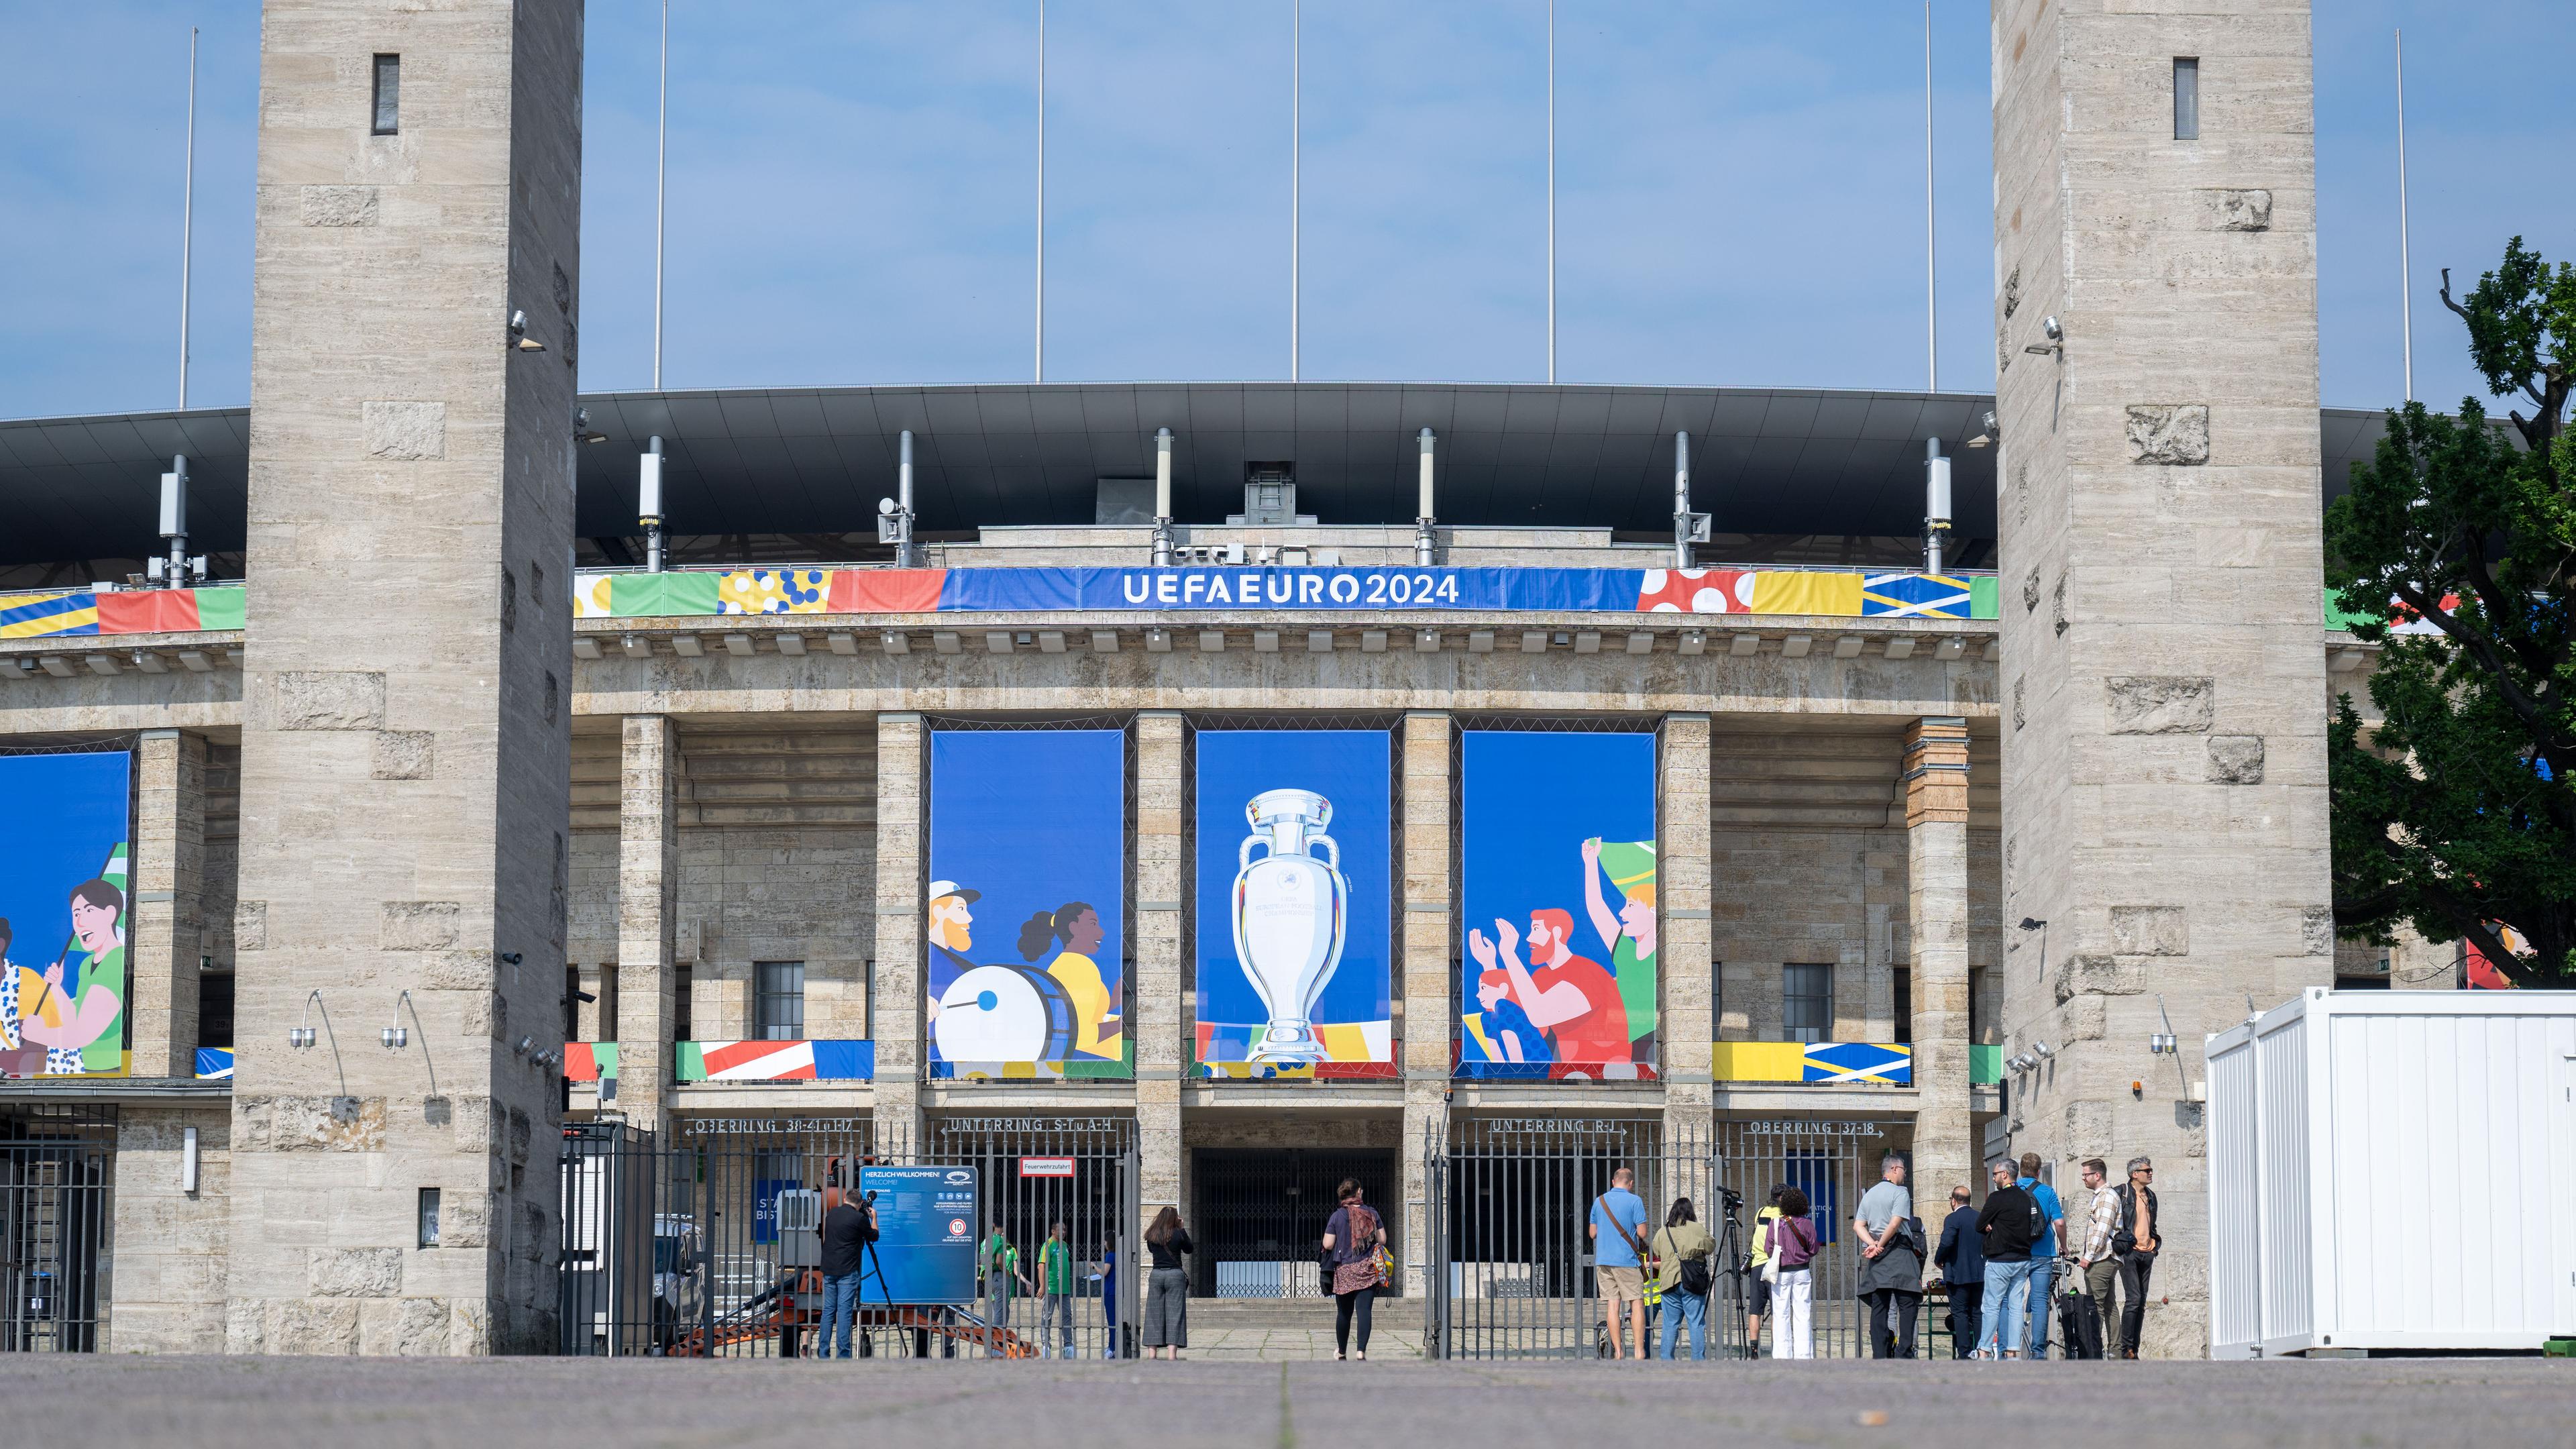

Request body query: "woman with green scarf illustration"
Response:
[1580, 838, 1658, 1061]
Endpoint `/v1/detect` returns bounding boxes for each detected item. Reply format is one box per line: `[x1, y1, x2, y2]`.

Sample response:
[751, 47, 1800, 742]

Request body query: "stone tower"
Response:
[1990, 0, 2332, 1356]
[225, 0, 582, 1353]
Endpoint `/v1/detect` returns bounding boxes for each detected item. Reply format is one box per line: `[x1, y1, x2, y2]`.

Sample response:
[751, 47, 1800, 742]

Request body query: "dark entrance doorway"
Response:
[1191, 1147, 1395, 1299]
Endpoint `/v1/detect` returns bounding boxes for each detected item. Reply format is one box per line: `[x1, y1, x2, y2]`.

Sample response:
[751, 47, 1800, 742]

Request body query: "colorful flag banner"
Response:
[1713, 1040, 1913, 1085]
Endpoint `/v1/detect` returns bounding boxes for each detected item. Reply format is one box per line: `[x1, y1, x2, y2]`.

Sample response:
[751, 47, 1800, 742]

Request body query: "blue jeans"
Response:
[1657, 1287, 1707, 1359]
[2025, 1258, 2057, 1359]
[816, 1271, 861, 1358]
[1978, 1258, 2038, 1356]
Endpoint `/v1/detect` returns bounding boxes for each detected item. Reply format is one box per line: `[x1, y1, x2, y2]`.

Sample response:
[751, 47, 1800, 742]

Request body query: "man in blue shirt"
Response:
[2017, 1152, 2068, 1359]
[1589, 1166, 1653, 1359]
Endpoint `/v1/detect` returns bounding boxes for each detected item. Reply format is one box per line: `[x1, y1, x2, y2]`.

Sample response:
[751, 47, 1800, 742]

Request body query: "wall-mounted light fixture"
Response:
[2023, 315, 2063, 357]
[508, 310, 545, 352]
[182, 1125, 201, 1194]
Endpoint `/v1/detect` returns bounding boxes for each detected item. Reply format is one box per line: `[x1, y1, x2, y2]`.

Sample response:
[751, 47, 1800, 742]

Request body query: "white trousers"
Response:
[1770, 1269, 1814, 1358]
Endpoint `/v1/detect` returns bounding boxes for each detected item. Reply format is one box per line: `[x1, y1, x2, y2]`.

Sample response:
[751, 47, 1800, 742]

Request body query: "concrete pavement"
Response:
[23, 1355, 2574, 1448]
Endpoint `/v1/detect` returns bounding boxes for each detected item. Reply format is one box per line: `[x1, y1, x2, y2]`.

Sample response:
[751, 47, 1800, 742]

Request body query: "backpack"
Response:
[1677, 1250, 1714, 1296]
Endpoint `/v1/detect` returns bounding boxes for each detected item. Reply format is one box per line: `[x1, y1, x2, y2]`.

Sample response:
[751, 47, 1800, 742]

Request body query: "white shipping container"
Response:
[2206, 988, 2576, 1358]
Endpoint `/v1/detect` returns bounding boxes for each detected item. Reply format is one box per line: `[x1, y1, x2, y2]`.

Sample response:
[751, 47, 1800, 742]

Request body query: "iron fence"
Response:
[1711, 1117, 1923, 1359]
[0, 1110, 114, 1353]
[1424, 1117, 1717, 1360]
[559, 1114, 1138, 1360]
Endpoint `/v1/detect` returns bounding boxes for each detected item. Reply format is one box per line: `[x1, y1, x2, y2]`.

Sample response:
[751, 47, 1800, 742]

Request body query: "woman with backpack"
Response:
[1320, 1179, 1387, 1360]
[1651, 1197, 1717, 1360]
[1762, 1187, 1821, 1359]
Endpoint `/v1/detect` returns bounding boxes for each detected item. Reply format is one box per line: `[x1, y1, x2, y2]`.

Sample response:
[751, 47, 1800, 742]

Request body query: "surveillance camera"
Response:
[508, 310, 528, 337]
[878, 497, 896, 517]
[1981, 410, 1997, 433]
[2041, 315, 2062, 342]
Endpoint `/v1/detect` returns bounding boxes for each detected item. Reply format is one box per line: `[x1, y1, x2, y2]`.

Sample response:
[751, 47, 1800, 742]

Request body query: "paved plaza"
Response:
[23, 1354, 2573, 1449]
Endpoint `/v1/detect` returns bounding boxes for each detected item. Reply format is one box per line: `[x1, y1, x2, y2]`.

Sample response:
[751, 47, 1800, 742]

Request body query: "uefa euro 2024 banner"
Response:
[1193, 731, 1392, 1078]
[1458, 731, 1658, 1081]
[0, 751, 132, 1077]
[926, 731, 1128, 1079]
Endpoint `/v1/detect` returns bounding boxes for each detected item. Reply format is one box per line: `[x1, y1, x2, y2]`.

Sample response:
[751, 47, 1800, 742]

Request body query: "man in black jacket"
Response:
[1972, 1161, 2043, 1358]
[1933, 1185, 1985, 1359]
[2112, 1157, 2161, 1358]
[816, 1187, 879, 1359]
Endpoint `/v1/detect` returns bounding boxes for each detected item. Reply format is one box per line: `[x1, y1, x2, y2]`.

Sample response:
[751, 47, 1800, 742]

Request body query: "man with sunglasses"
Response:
[2111, 1157, 2161, 1358]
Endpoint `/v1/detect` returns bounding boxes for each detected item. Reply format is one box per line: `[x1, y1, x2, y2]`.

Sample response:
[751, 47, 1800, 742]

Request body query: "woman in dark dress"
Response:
[1142, 1205, 1193, 1360]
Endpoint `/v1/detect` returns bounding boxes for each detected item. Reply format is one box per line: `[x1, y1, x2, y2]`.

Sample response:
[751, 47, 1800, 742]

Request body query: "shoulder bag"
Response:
[1759, 1219, 1783, 1285]
[1675, 1230, 1715, 1297]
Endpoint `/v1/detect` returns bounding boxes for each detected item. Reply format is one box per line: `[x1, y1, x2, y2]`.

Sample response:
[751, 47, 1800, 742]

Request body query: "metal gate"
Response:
[1711, 1117, 1913, 1359]
[1, 1110, 113, 1353]
[925, 1116, 1137, 1360]
[1423, 1118, 1715, 1360]
[1192, 1147, 1395, 1299]
[560, 1114, 1140, 1360]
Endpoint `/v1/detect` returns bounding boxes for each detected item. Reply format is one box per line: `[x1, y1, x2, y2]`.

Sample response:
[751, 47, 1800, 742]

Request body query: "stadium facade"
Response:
[0, 0, 2398, 1358]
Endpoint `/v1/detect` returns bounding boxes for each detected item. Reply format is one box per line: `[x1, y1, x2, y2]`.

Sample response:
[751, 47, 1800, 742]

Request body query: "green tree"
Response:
[2326, 238, 2574, 987]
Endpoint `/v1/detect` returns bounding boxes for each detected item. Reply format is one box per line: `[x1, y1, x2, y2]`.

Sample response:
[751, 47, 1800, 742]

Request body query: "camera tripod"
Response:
[1714, 1187, 1753, 1359]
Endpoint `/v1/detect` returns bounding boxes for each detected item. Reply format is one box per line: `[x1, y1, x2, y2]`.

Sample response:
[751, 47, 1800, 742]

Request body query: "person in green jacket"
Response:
[1035, 1221, 1077, 1359]
[1652, 1197, 1717, 1360]
[981, 1225, 1031, 1355]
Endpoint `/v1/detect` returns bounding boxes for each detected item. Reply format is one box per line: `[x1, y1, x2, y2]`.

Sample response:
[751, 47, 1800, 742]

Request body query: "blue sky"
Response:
[1, 1, 2567, 420]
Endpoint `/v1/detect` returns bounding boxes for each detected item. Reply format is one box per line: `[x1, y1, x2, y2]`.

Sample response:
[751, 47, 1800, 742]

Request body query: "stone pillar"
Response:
[227, 0, 582, 1356]
[1397, 711, 1452, 1297]
[1993, 0, 2331, 1356]
[1903, 716, 1974, 1208]
[1134, 712, 1186, 1263]
[129, 728, 207, 1078]
[869, 713, 926, 1154]
[1659, 714, 1713, 1148]
[615, 716, 679, 1132]
[106, 1106, 232, 1352]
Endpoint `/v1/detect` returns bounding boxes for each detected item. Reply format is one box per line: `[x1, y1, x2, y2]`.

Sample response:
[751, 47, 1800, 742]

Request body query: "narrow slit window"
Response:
[417, 1187, 441, 1247]
[2173, 57, 2200, 140]
[372, 54, 401, 136]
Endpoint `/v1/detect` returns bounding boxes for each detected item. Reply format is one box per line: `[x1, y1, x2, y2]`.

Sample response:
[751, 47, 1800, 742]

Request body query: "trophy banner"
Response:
[0, 750, 133, 1079]
[1193, 730, 1392, 1079]
[1457, 731, 1659, 1082]
[926, 729, 1128, 1079]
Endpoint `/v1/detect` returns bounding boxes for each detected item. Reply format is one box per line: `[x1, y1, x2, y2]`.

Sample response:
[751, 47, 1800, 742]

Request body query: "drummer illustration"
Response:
[928, 879, 1093, 1067]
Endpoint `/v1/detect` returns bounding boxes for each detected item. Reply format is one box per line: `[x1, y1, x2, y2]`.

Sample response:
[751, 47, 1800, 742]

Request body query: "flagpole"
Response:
[2395, 28, 2414, 403]
[179, 26, 198, 409]
[654, 0, 668, 390]
[1546, 0, 1556, 384]
[1035, 0, 1046, 384]
[1924, 1, 1937, 393]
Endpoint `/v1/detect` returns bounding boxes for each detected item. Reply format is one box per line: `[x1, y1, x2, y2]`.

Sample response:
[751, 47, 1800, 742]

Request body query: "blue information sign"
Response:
[856, 1165, 981, 1305]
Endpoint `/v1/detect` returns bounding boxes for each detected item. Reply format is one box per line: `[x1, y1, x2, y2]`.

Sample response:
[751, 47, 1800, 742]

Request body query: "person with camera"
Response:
[815, 1186, 878, 1360]
[1650, 1196, 1716, 1360]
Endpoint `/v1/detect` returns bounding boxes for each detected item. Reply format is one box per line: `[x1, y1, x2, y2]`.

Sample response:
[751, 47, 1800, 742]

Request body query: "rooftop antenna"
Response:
[178, 25, 198, 409]
[1546, 0, 1556, 384]
[1291, 0, 1300, 382]
[1923, 1, 1937, 393]
[653, 0, 667, 390]
[1034, 0, 1046, 384]
[2395, 28, 2414, 403]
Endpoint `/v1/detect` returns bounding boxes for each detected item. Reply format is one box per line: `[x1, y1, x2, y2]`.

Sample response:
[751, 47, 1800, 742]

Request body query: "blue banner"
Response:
[1458, 732, 1658, 1082]
[926, 731, 1127, 1078]
[0, 751, 131, 1078]
[859, 1165, 981, 1305]
[936, 566, 1650, 613]
[1193, 731, 1391, 1075]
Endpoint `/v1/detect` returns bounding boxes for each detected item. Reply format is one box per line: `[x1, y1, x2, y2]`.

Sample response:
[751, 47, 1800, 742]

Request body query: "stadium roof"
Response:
[0, 382, 2396, 569]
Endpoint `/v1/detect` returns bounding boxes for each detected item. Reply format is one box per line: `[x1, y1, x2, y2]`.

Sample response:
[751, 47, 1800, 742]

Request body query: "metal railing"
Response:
[1, 1113, 114, 1354]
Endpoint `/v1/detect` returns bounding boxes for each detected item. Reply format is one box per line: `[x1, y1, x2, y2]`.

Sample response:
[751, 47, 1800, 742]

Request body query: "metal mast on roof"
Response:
[654, 0, 668, 389]
[2396, 28, 2414, 403]
[178, 26, 197, 409]
[1035, 0, 1046, 384]
[1546, 0, 1556, 384]
[1291, 0, 1300, 382]
[1923, 1, 1937, 393]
